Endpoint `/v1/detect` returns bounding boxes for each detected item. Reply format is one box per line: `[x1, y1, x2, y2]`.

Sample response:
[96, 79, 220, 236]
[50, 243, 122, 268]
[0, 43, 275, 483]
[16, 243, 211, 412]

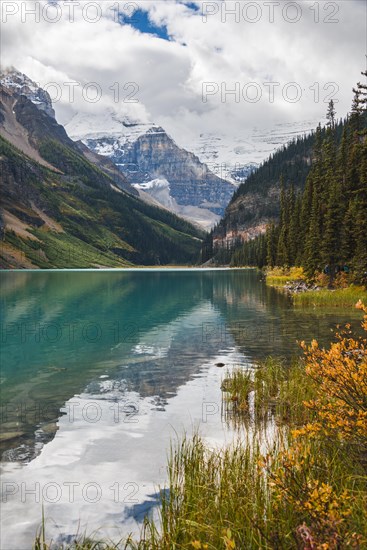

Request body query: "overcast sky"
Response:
[1, 0, 366, 145]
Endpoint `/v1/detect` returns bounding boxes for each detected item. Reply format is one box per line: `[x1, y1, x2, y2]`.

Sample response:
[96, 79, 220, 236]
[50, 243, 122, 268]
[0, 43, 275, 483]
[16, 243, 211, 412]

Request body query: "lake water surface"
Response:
[0, 269, 362, 549]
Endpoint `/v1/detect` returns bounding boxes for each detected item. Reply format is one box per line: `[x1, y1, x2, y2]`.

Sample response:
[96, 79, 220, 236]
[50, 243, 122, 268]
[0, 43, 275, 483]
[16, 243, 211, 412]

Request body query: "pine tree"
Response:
[351, 70, 367, 135]
[287, 184, 298, 265]
[336, 126, 349, 192]
[266, 223, 277, 268]
[352, 201, 367, 285]
[341, 199, 358, 264]
[303, 188, 322, 277]
[322, 180, 343, 285]
[201, 231, 213, 263]
[291, 193, 302, 265]
[351, 142, 367, 284]
[326, 99, 336, 129]
[321, 127, 336, 211]
[298, 176, 314, 265]
[276, 177, 289, 266]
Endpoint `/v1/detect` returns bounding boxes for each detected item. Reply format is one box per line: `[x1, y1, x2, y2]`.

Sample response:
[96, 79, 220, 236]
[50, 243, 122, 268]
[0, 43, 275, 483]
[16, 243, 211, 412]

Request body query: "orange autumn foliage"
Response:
[297, 300, 367, 452]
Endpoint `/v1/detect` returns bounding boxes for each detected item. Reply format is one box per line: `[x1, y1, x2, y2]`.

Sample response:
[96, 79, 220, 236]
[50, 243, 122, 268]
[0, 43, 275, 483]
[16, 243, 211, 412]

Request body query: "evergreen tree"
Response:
[326, 99, 336, 129]
[298, 176, 314, 265]
[341, 199, 358, 264]
[322, 180, 343, 285]
[291, 193, 302, 265]
[266, 223, 278, 268]
[276, 177, 289, 266]
[351, 70, 367, 135]
[352, 201, 367, 284]
[336, 126, 348, 192]
[287, 184, 297, 265]
[201, 231, 213, 263]
[303, 188, 322, 277]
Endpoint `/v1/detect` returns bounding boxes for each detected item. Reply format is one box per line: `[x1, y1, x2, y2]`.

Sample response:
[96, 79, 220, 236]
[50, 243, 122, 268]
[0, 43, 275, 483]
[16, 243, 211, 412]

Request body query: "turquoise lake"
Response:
[0, 269, 363, 548]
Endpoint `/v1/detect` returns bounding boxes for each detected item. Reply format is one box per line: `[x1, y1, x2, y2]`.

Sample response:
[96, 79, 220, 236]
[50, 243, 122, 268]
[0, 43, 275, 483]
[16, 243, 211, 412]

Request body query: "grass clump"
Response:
[222, 357, 315, 427]
[221, 368, 253, 414]
[254, 357, 315, 426]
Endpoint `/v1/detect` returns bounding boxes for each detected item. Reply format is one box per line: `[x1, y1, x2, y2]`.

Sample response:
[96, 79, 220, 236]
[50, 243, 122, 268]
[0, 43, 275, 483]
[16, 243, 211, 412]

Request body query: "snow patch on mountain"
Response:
[133, 178, 220, 231]
[133, 178, 177, 210]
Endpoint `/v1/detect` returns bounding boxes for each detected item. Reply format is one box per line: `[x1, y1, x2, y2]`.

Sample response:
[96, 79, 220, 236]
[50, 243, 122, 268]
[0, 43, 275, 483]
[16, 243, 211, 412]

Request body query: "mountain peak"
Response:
[0, 67, 55, 119]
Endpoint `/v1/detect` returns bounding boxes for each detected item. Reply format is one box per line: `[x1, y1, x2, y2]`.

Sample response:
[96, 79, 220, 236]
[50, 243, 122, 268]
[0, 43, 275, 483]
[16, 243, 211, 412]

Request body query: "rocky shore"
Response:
[283, 280, 321, 294]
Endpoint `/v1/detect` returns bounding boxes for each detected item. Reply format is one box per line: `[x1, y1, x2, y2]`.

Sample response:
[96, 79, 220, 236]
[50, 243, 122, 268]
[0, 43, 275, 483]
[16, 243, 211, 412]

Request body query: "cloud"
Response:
[1, 0, 365, 150]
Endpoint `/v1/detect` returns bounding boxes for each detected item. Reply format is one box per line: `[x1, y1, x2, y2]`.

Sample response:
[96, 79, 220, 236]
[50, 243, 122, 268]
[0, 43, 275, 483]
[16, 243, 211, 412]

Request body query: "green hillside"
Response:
[0, 135, 203, 268]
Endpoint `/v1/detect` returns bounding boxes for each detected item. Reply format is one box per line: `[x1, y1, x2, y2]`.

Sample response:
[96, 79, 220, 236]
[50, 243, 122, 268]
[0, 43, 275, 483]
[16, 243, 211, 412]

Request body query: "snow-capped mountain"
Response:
[0, 68, 55, 119]
[66, 112, 235, 229]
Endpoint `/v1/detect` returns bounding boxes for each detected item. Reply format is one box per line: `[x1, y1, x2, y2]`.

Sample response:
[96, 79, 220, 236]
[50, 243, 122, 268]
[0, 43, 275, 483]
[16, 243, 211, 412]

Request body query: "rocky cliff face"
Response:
[213, 188, 280, 248]
[87, 127, 235, 211]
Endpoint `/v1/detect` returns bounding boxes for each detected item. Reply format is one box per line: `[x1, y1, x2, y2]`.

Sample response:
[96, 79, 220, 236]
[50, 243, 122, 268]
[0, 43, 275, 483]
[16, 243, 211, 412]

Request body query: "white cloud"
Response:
[1, 0, 365, 150]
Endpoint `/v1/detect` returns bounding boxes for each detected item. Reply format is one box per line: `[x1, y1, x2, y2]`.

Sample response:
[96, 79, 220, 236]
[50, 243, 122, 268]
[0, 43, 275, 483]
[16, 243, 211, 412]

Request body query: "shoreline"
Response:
[0, 266, 251, 273]
[264, 267, 367, 307]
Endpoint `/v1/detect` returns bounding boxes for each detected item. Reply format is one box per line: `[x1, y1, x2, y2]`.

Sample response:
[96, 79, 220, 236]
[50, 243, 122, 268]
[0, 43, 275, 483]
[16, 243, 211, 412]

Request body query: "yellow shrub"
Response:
[289, 266, 306, 280]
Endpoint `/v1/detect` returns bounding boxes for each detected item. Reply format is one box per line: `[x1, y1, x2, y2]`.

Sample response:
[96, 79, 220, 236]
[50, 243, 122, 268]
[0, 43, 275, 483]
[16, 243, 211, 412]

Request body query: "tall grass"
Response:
[221, 368, 253, 415]
[293, 286, 367, 307]
[134, 434, 295, 550]
[152, 438, 365, 550]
